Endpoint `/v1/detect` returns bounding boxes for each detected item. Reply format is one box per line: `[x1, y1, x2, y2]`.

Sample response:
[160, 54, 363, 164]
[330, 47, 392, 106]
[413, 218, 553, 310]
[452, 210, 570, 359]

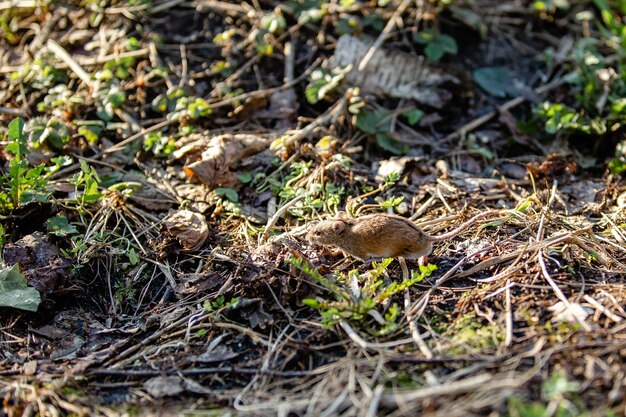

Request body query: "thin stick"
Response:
[282, 92, 348, 148]
[260, 194, 307, 245]
[404, 290, 434, 359]
[583, 295, 623, 323]
[0, 106, 26, 117]
[150, 0, 186, 13]
[442, 74, 571, 143]
[504, 280, 513, 347]
[47, 39, 93, 88]
[339, 321, 415, 349]
[536, 182, 591, 331]
[357, 0, 414, 71]
[209, 57, 321, 109]
[48, 119, 174, 180]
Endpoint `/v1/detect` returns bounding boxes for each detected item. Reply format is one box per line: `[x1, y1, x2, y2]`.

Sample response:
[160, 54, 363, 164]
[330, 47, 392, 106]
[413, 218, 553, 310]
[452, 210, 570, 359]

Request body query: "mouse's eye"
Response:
[314, 231, 321, 236]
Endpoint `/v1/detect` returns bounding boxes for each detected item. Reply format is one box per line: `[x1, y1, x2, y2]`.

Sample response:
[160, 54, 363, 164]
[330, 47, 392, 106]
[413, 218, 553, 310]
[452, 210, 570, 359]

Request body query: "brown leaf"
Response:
[174, 272, 226, 296]
[162, 210, 210, 251]
[181, 133, 271, 188]
[332, 35, 460, 108]
[3, 232, 71, 298]
[144, 376, 185, 398]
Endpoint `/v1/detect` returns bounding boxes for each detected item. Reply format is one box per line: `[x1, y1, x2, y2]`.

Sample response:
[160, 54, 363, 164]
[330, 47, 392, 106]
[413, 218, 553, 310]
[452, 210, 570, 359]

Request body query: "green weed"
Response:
[70, 160, 103, 208]
[506, 370, 593, 417]
[291, 255, 436, 334]
[413, 31, 458, 61]
[0, 118, 52, 213]
[445, 313, 504, 354]
[531, 2, 626, 173]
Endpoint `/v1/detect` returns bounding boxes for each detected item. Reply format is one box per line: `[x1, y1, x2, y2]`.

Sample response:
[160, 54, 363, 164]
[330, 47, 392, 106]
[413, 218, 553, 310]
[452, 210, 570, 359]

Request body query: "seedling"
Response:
[291, 255, 436, 333]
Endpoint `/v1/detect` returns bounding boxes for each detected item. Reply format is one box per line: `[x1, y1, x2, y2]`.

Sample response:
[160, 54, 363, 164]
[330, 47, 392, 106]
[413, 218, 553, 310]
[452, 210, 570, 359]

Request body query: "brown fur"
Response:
[306, 211, 505, 260]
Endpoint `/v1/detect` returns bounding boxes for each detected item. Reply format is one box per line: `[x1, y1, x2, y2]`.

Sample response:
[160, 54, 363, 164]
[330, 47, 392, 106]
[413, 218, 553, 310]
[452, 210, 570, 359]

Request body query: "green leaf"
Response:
[261, 12, 287, 34]
[413, 31, 435, 44]
[0, 264, 41, 312]
[438, 35, 458, 54]
[25, 118, 70, 150]
[609, 157, 626, 175]
[402, 109, 424, 125]
[375, 133, 408, 155]
[82, 179, 102, 203]
[305, 67, 348, 104]
[473, 67, 518, 98]
[109, 91, 126, 108]
[214, 187, 239, 202]
[78, 124, 103, 144]
[128, 247, 139, 265]
[47, 215, 78, 237]
[237, 172, 253, 184]
[302, 298, 320, 308]
[8, 118, 25, 142]
[355, 110, 392, 134]
[541, 371, 579, 400]
[415, 32, 458, 61]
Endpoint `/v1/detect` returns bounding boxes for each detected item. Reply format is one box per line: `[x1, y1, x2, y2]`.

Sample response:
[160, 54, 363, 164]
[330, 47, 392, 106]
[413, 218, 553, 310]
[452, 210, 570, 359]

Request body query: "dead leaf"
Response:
[162, 210, 210, 251]
[30, 324, 71, 340]
[22, 360, 37, 376]
[526, 154, 577, 179]
[549, 301, 591, 324]
[498, 162, 528, 180]
[3, 232, 71, 298]
[331, 35, 460, 108]
[375, 157, 409, 181]
[189, 344, 239, 364]
[173, 272, 226, 296]
[143, 376, 185, 398]
[560, 180, 605, 213]
[178, 133, 271, 188]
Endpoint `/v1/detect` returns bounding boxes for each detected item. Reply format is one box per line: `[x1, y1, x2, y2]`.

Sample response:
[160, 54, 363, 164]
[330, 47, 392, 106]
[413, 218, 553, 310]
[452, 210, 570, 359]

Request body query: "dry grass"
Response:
[1, 1, 626, 416]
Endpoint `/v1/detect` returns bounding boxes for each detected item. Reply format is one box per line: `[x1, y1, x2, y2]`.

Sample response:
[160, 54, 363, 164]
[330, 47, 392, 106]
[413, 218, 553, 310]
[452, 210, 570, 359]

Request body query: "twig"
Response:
[357, 0, 414, 71]
[0, 49, 151, 74]
[504, 280, 513, 347]
[0, 106, 26, 117]
[380, 374, 504, 405]
[536, 182, 591, 331]
[195, 0, 250, 14]
[209, 57, 322, 109]
[150, 0, 186, 13]
[339, 321, 415, 349]
[90, 367, 314, 377]
[178, 44, 188, 88]
[46, 39, 93, 88]
[404, 290, 434, 359]
[260, 194, 307, 246]
[583, 295, 623, 323]
[442, 73, 572, 143]
[49, 119, 174, 180]
[281, 91, 349, 148]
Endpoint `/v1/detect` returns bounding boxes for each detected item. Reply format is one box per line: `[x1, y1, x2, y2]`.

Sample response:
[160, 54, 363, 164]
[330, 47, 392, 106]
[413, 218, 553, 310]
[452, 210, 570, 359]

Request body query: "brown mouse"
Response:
[306, 210, 507, 260]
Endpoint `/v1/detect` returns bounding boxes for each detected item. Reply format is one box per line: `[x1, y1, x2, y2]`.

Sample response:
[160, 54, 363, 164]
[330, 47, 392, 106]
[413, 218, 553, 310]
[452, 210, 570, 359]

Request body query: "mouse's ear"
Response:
[332, 220, 346, 234]
[337, 211, 349, 220]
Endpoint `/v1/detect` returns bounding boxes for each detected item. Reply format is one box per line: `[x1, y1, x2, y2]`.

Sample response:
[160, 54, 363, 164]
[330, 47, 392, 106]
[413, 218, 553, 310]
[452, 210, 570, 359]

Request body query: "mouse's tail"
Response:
[430, 210, 510, 241]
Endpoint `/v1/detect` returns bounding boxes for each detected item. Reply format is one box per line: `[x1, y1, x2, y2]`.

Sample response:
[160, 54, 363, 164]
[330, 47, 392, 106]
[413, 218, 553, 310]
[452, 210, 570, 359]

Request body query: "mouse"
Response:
[305, 210, 507, 261]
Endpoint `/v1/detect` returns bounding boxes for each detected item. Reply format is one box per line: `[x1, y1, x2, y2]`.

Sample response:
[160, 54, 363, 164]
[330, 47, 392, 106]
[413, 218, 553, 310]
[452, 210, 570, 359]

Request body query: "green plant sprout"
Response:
[1, 118, 52, 213]
[290, 255, 436, 333]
